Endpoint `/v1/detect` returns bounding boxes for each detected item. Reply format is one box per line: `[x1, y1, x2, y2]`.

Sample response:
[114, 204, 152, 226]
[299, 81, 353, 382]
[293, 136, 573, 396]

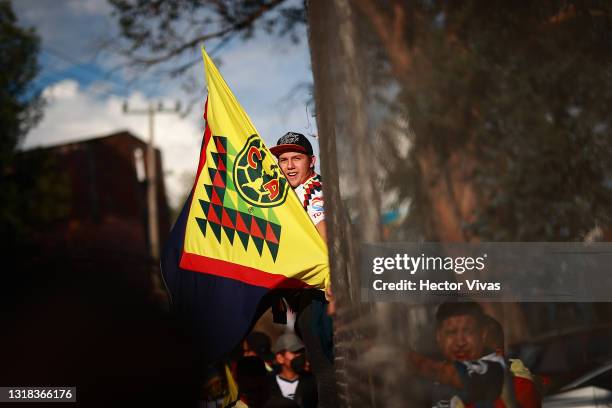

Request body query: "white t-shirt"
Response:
[275, 375, 299, 400]
[293, 174, 324, 225]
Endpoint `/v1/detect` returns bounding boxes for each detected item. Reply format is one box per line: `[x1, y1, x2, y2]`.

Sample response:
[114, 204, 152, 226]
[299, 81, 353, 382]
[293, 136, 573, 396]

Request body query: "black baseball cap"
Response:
[270, 132, 313, 157]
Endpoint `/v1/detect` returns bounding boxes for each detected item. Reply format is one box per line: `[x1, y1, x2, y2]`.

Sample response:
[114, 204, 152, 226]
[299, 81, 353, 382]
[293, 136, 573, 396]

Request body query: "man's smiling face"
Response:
[436, 315, 485, 361]
[277, 151, 315, 188]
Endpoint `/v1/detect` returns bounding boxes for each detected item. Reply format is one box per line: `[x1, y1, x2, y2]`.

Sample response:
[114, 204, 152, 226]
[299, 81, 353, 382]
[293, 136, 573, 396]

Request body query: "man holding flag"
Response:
[160, 48, 333, 403]
[270, 132, 326, 242]
[270, 132, 339, 407]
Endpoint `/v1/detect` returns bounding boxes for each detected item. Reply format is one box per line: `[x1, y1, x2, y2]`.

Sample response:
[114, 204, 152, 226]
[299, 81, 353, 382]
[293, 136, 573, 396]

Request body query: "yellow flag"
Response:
[179, 48, 329, 290]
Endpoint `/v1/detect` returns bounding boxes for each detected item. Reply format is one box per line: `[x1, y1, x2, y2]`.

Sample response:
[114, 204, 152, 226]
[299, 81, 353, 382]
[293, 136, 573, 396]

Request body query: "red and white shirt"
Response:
[294, 174, 324, 225]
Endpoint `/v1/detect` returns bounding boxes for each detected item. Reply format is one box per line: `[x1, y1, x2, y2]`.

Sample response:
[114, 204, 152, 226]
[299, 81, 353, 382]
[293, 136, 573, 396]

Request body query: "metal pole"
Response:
[123, 101, 180, 262]
[147, 104, 160, 261]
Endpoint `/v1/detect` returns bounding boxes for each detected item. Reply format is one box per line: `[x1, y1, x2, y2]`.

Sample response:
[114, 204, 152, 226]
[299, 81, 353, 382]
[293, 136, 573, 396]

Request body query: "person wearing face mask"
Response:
[243, 331, 275, 373]
[269, 334, 317, 408]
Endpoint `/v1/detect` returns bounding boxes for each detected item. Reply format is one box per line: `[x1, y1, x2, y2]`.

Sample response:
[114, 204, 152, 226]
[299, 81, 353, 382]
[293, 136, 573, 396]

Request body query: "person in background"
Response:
[270, 333, 318, 408]
[198, 362, 238, 408]
[482, 315, 541, 408]
[228, 356, 272, 408]
[243, 331, 275, 372]
[407, 301, 506, 407]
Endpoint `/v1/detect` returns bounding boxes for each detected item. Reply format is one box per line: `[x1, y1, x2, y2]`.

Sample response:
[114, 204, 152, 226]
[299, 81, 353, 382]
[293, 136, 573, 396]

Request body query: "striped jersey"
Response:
[294, 174, 324, 225]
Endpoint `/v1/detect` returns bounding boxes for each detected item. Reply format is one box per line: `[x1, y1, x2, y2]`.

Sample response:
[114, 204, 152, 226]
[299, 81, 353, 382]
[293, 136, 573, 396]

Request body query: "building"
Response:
[19, 130, 171, 293]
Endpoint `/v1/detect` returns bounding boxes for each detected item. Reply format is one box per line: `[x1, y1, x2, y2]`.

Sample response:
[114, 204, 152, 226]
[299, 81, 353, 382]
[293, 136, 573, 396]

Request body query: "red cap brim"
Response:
[269, 144, 308, 157]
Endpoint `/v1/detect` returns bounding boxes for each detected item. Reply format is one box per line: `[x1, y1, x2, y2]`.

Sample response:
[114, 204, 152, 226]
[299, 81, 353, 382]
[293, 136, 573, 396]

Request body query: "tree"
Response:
[0, 0, 43, 162]
[349, 1, 612, 241]
[307, 5, 612, 406]
[0, 0, 67, 241]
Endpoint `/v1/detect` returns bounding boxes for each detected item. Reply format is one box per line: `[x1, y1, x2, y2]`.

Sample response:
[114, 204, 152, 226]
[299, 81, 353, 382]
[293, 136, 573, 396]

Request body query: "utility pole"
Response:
[123, 101, 181, 263]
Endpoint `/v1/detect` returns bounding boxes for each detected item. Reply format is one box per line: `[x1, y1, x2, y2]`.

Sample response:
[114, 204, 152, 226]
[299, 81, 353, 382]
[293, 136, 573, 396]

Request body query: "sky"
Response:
[13, 0, 317, 208]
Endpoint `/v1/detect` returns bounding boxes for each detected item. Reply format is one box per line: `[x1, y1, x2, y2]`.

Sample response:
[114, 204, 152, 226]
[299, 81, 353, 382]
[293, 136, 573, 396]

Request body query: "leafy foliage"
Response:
[375, 1, 612, 241]
[0, 0, 43, 160]
[0, 0, 67, 242]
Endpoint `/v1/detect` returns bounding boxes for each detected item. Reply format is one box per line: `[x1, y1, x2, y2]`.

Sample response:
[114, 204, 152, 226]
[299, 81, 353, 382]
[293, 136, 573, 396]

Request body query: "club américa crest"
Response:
[234, 135, 289, 208]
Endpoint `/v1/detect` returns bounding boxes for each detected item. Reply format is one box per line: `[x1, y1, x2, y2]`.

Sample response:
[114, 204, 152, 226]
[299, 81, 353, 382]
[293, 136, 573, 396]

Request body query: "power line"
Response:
[37, 45, 201, 102]
[42, 46, 122, 84]
[41, 48, 124, 90]
[36, 46, 139, 99]
[40, 47, 181, 99]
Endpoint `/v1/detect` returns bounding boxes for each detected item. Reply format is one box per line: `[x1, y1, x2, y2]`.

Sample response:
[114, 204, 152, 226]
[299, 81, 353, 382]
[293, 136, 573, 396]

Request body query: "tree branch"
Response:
[351, 0, 414, 80]
[122, 0, 287, 66]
